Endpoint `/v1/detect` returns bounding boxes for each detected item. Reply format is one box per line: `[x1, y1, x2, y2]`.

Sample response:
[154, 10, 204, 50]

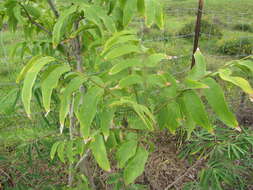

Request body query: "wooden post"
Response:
[191, 0, 204, 68]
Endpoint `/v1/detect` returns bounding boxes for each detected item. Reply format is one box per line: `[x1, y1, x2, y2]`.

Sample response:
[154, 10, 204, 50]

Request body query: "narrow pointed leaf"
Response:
[41, 64, 70, 113]
[145, 0, 156, 27]
[202, 77, 238, 128]
[100, 108, 115, 139]
[90, 134, 111, 171]
[52, 6, 76, 48]
[50, 141, 60, 160]
[76, 87, 104, 139]
[57, 141, 66, 163]
[104, 44, 140, 60]
[22, 56, 56, 116]
[123, 0, 137, 26]
[109, 58, 141, 75]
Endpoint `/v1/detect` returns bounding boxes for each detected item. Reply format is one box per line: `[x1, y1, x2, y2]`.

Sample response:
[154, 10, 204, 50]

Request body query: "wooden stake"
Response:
[191, 0, 204, 68]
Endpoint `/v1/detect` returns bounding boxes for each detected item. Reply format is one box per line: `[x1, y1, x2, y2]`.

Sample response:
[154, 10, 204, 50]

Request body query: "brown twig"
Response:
[18, 3, 52, 36]
[191, 0, 204, 68]
[47, 0, 59, 18]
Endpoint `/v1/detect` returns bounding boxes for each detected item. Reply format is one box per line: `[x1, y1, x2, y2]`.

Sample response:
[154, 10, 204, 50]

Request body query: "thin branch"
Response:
[47, 0, 59, 18]
[18, 3, 52, 36]
[164, 158, 204, 190]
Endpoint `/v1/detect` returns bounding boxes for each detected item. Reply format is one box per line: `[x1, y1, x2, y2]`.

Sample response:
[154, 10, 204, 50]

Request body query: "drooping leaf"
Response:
[100, 108, 115, 139]
[202, 77, 238, 128]
[236, 60, 253, 73]
[183, 90, 213, 133]
[90, 134, 111, 171]
[41, 64, 70, 113]
[219, 68, 253, 95]
[59, 76, 85, 128]
[123, 0, 137, 26]
[187, 49, 207, 80]
[119, 74, 143, 88]
[57, 141, 66, 163]
[155, 2, 164, 29]
[137, 0, 145, 16]
[52, 5, 77, 48]
[21, 56, 56, 116]
[109, 58, 141, 75]
[16, 55, 43, 83]
[76, 86, 104, 139]
[145, 0, 156, 27]
[50, 141, 60, 160]
[123, 146, 148, 185]
[116, 140, 138, 168]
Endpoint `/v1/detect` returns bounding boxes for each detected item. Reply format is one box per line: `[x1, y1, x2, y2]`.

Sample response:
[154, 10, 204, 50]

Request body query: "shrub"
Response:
[217, 37, 253, 56]
[178, 19, 223, 39]
[233, 23, 253, 32]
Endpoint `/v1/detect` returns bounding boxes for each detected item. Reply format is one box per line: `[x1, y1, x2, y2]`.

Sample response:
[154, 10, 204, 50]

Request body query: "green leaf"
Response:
[52, 5, 77, 48]
[109, 58, 141, 75]
[57, 141, 66, 163]
[219, 68, 253, 95]
[41, 64, 70, 113]
[116, 140, 138, 168]
[50, 141, 60, 160]
[76, 86, 104, 139]
[90, 134, 111, 171]
[183, 79, 209, 89]
[16, 55, 43, 83]
[66, 141, 74, 163]
[187, 49, 207, 80]
[166, 102, 181, 134]
[145, 0, 156, 27]
[123, 0, 137, 26]
[100, 108, 115, 139]
[104, 44, 141, 60]
[60, 76, 85, 129]
[145, 53, 166, 67]
[95, 6, 116, 33]
[123, 146, 148, 185]
[21, 56, 56, 116]
[155, 2, 164, 29]
[23, 5, 41, 18]
[103, 30, 137, 53]
[202, 77, 238, 128]
[236, 60, 253, 73]
[119, 74, 143, 88]
[137, 0, 145, 16]
[183, 90, 213, 133]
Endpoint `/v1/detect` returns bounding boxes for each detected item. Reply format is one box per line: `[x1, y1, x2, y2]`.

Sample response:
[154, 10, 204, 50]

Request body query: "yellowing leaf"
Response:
[16, 55, 43, 83]
[123, 146, 148, 185]
[57, 141, 66, 163]
[21, 56, 56, 116]
[41, 64, 70, 113]
[219, 68, 253, 95]
[90, 134, 111, 171]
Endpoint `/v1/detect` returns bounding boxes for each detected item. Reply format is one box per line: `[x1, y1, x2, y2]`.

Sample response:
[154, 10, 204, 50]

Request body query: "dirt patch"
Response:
[137, 133, 200, 190]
